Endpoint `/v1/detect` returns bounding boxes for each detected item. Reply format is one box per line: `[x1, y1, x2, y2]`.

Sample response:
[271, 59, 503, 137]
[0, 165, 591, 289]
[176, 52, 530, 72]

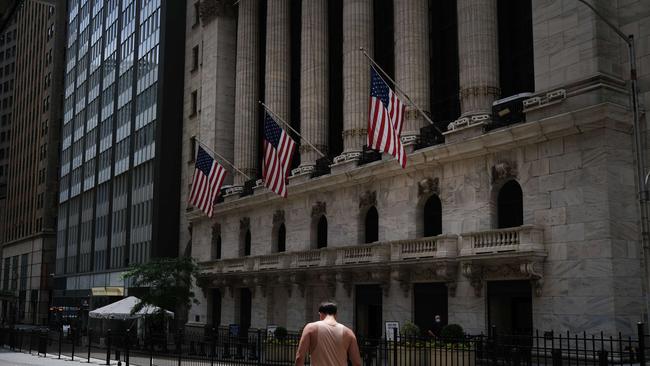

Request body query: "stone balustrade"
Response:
[458, 225, 544, 256]
[202, 226, 544, 274]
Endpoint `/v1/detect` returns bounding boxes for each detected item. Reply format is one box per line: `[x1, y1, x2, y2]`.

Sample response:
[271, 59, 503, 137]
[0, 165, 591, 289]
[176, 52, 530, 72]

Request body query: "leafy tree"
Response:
[122, 256, 200, 316]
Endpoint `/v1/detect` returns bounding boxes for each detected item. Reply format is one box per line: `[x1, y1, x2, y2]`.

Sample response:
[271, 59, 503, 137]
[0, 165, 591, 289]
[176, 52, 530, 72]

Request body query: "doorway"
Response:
[239, 288, 252, 331]
[211, 289, 221, 328]
[487, 280, 532, 335]
[413, 283, 448, 336]
[355, 285, 382, 338]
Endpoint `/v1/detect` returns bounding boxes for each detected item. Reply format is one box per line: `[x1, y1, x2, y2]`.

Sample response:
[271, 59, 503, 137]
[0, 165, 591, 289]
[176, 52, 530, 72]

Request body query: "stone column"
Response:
[265, 0, 291, 124]
[456, 0, 499, 119]
[340, 0, 372, 159]
[394, 0, 430, 142]
[299, 0, 328, 169]
[233, 0, 259, 185]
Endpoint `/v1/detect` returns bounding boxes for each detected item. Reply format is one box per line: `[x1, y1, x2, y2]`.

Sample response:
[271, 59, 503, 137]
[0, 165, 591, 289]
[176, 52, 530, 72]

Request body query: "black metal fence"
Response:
[1, 324, 649, 366]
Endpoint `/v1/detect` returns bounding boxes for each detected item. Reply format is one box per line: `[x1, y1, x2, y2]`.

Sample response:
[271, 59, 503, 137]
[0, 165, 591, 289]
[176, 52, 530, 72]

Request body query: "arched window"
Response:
[423, 195, 442, 237]
[365, 206, 379, 244]
[497, 180, 523, 229]
[317, 216, 328, 248]
[277, 224, 286, 252]
[244, 229, 251, 256]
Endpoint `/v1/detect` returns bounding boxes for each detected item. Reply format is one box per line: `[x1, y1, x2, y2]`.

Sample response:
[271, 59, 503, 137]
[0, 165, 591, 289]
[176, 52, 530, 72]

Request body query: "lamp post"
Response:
[576, 0, 649, 323]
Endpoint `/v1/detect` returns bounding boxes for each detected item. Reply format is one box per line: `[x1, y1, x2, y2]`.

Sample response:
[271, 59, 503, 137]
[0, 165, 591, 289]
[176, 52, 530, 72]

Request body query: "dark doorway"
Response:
[239, 288, 252, 331]
[487, 280, 532, 335]
[365, 206, 378, 243]
[423, 195, 442, 237]
[317, 216, 327, 248]
[277, 224, 286, 252]
[413, 283, 448, 336]
[497, 180, 523, 229]
[355, 285, 382, 338]
[211, 289, 221, 327]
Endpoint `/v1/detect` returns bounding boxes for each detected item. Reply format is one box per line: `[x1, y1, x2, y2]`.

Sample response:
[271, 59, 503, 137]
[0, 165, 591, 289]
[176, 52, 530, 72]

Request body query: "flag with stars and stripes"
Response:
[189, 145, 227, 217]
[368, 67, 407, 168]
[263, 114, 297, 197]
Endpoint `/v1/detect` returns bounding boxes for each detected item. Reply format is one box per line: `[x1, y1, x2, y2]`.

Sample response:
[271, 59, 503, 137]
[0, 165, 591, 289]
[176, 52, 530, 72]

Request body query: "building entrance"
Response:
[239, 288, 252, 331]
[355, 285, 382, 338]
[487, 280, 532, 335]
[211, 289, 221, 327]
[413, 283, 448, 336]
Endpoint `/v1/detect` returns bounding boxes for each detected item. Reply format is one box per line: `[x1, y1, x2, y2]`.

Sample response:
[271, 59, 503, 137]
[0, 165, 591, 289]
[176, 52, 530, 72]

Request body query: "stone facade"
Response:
[183, 0, 650, 337]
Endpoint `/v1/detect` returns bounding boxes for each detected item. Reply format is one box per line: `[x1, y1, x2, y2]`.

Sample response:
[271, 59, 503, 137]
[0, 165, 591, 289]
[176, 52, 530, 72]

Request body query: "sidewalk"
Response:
[0, 347, 117, 365]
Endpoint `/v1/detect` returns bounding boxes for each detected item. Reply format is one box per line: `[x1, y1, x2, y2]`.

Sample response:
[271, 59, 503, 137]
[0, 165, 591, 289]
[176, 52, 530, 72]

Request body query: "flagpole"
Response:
[359, 47, 443, 135]
[195, 138, 252, 181]
[258, 101, 330, 161]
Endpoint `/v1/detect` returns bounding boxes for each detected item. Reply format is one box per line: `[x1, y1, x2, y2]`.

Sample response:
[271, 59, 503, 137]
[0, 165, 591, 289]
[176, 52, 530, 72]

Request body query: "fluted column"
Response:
[233, 0, 259, 185]
[265, 0, 291, 124]
[394, 0, 430, 139]
[299, 0, 328, 168]
[341, 0, 372, 156]
[457, 0, 500, 118]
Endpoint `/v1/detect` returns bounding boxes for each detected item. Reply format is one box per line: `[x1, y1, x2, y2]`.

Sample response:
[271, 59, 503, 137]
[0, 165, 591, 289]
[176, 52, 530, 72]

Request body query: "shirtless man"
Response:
[295, 301, 362, 366]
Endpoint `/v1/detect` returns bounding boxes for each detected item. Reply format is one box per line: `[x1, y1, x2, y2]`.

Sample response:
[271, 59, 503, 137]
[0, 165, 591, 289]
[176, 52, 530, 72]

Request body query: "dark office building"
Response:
[53, 0, 185, 320]
[0, 0, 66, 325]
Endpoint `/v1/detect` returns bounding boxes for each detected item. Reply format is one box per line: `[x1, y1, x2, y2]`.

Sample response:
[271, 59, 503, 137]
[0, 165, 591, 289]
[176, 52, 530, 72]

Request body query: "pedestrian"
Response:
[295, 301, 362, 366]
[427, 314, 443, 339]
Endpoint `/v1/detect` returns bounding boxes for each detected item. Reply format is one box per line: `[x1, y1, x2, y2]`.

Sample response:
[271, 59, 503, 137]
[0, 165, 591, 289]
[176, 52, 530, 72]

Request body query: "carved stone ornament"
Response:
[199, 0, 236, 24]
[462, 262, 484, 297]
[273, 210, 285, 225]
[492, 161, 518, 183]
[311, 202, 327, 218]
[391, 267, 411, 298]
[240, 217, 250, 231]
[336, 272, 353, 297]
[418, 177, 440, 197]
[359, 191, 377, 210]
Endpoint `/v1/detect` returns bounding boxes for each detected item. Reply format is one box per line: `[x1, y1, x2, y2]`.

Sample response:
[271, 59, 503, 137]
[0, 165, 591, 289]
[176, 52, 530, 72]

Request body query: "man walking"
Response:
[295, 301, 362, 366]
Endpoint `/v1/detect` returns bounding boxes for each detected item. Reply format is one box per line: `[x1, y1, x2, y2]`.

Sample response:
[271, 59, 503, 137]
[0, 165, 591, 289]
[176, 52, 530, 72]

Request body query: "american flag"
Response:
[368, 67, 407, 168]
[263, 114, 296, 197]
[189, 146, 227, 217]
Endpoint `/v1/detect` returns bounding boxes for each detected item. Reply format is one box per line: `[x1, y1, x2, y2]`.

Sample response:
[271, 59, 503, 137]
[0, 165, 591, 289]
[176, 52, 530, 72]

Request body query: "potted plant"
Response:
[430, 324, 474, 366]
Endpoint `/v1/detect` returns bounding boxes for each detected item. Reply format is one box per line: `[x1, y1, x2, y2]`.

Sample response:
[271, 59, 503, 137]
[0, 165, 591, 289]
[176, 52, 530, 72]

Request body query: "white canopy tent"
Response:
[89, 296, 174, 320]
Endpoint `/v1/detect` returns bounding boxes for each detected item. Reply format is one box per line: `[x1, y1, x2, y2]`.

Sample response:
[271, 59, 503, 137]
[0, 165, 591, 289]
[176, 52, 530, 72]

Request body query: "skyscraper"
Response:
[0, 0, 66, 325]
[53, 0, 185, 320]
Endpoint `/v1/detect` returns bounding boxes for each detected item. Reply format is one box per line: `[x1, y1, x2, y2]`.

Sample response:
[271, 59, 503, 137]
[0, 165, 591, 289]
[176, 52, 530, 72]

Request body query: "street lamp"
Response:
[576, 0, 649, 323]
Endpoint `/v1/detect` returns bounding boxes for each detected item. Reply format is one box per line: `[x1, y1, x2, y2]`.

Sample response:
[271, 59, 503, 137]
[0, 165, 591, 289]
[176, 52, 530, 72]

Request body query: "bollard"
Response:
[125, 329, 130, 366]
[106, 329, 111, 365]
[58, 328, 63, 359]
[87, 329, 91, 362]
[177, 330, 183, 366]
[598, 350, 608, 366]
[393, 328, 398, 366]
[638, 322, 646, 366]
[71, 328, 75, 361]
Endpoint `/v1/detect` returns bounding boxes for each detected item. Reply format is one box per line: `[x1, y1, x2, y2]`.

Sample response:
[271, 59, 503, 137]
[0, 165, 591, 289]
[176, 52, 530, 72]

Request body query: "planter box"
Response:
[263, 343, 298, 363]
[386, 346, 429, 366]
[430, 348, 475, 366]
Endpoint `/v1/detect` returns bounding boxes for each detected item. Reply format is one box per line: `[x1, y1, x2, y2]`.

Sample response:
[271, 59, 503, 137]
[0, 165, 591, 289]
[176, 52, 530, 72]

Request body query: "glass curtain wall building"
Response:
[54, 0, 185, 316]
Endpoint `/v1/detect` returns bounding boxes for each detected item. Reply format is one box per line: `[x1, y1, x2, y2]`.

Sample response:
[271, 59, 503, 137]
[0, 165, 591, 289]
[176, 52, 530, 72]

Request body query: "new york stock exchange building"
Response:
[180, 0, 650, 338]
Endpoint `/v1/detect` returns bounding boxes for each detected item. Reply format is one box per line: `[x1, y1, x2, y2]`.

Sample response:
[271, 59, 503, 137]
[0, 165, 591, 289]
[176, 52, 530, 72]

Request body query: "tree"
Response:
[122, 256, 200, 316]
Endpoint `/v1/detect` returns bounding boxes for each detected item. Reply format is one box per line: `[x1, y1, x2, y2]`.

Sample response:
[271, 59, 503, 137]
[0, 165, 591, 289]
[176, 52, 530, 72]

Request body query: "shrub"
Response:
[400, 322, 420, 339]
[440, 324, 464, 343]
[274, 326, 288, 341]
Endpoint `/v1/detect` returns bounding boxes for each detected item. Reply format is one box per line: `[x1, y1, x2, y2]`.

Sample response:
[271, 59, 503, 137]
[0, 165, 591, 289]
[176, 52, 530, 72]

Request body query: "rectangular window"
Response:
[191, 45, 199, 71]
[190, 90, 198, 117]
[193, 2, 201, 26]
